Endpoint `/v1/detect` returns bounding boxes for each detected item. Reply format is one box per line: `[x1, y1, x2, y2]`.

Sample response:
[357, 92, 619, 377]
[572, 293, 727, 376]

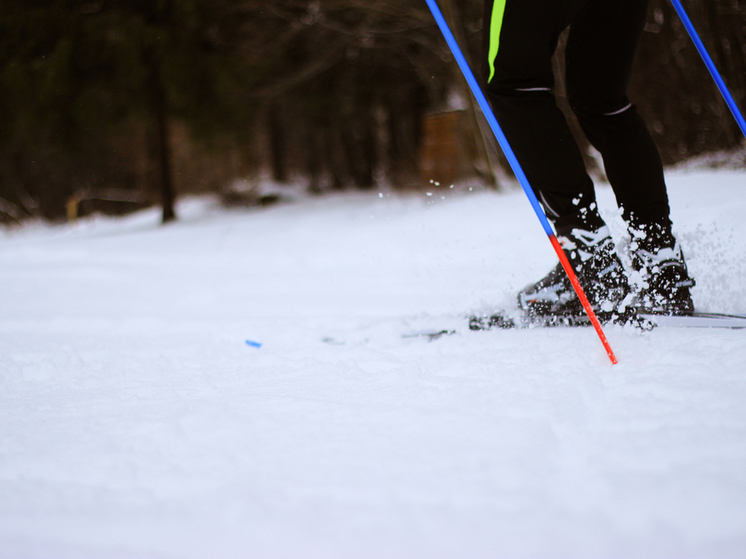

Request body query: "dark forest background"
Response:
[1, 0, 744, 224]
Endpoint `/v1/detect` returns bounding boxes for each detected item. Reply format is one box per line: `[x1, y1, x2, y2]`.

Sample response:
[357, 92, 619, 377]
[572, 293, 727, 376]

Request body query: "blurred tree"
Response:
[1, 0, 744, 224]
[239, 0, 458, 189]
[631, 0, 746, 163]
[0, 0, 256, 223]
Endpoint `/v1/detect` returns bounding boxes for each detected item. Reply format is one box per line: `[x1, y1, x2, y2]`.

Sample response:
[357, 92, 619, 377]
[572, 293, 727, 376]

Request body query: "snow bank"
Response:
[1, 169, 745, 558]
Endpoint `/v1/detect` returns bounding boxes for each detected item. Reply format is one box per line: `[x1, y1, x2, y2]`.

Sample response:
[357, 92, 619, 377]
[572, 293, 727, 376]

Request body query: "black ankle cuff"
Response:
[629, 220, 676, 252]
[554, 205, 606, 237]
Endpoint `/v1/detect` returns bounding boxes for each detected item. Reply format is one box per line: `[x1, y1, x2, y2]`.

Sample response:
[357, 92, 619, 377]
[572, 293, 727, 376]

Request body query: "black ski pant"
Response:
[484, 0, 671, 236]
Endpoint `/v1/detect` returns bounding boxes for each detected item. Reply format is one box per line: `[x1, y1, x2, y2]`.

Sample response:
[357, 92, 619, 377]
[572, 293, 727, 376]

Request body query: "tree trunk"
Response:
[149, 56, 177, 224]
[268, 101, 289, 183]
[306, 127, 322, 194]
[324, 118, 346, 190]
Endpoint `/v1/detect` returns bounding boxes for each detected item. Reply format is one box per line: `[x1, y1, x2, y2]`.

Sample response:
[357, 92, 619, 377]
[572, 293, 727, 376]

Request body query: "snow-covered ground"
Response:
[1, 167, 746, 558]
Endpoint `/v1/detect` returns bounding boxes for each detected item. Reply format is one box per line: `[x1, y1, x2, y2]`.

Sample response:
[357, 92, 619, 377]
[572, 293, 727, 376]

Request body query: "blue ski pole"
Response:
[424, 0, 618, 364]
[669, 0, 746, 138]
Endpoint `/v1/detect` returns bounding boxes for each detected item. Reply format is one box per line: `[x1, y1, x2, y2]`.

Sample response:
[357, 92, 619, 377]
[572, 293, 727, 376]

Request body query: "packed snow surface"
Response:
[2, 168, 746, 558]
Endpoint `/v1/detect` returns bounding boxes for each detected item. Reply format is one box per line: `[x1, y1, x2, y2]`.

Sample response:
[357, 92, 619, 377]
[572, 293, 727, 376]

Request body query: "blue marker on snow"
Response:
[245, 340, 262, 348]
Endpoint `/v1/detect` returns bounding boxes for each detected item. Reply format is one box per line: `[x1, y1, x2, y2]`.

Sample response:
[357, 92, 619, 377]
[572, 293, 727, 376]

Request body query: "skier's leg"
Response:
[566, 0, 694, 312]
[565, 0, 670, 230]
[484, 0, 604, 235]
[484, 0, 630, 317]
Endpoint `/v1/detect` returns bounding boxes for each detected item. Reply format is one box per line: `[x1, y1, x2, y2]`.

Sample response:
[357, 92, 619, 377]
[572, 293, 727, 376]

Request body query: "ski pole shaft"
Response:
[425, 0, 618, 365]
[669, 0, 746, 138]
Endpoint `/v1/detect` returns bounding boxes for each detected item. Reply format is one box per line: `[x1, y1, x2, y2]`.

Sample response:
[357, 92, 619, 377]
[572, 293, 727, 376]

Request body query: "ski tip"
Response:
[402, 329, 456, 341]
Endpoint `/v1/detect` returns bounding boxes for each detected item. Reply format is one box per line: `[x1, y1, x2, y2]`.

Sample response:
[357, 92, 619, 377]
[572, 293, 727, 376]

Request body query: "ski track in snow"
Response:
[1, 169, 746, 558]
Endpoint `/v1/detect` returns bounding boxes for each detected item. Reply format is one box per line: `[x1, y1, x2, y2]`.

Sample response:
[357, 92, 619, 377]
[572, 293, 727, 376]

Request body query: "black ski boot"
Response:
[518, 226, 630, 319]
[629, 225, 695, 314]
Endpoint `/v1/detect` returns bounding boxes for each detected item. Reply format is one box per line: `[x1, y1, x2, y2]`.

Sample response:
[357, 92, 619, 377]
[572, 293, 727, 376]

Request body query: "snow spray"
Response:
[670, 0, 746, 139]
[424, 0, 618, 364]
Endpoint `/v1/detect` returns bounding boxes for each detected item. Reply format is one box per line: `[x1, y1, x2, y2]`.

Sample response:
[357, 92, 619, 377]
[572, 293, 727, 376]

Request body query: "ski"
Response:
[399, 311, 746, 341]
[636, 311, 746, 329]
[402, 329, 457, 341]
[467, 310, 746, 331]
